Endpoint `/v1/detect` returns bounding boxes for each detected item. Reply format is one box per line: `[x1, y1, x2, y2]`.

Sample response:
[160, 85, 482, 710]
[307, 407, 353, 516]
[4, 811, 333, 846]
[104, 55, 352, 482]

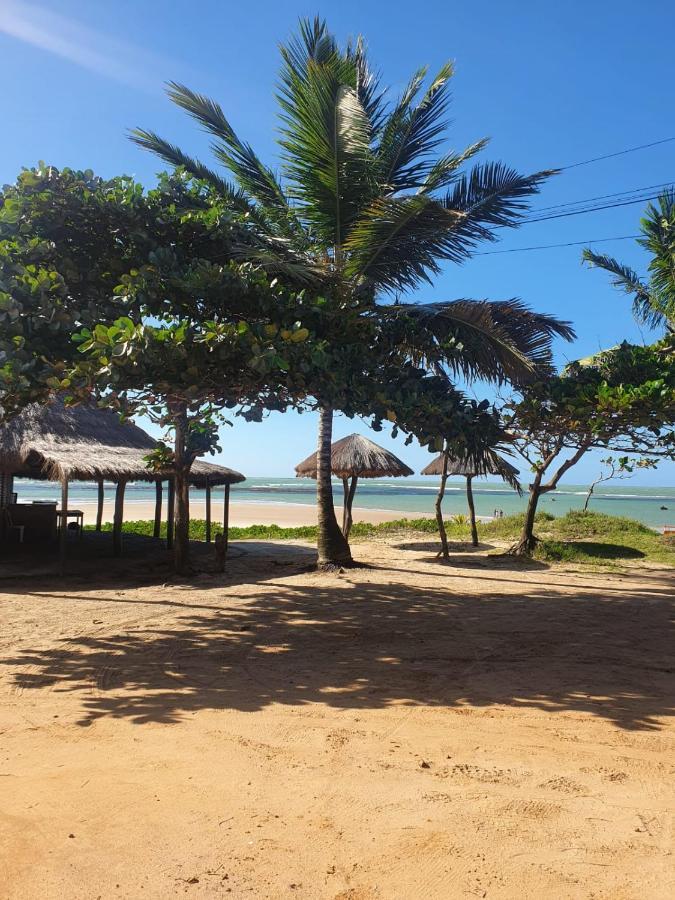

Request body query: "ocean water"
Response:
[11, 476, 675, 529]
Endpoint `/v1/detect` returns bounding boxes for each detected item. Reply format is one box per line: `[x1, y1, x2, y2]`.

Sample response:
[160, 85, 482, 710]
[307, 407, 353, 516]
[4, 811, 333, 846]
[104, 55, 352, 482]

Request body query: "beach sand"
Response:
[0, 535, 673, 898]
[75, 498, 436, 528]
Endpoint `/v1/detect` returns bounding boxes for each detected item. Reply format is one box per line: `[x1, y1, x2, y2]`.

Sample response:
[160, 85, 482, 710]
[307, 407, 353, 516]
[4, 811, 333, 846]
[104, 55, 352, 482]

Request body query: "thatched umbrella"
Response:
[295, 433, 413, 538]
[0, 397, 244, 567]
[421, 451, 520, 554]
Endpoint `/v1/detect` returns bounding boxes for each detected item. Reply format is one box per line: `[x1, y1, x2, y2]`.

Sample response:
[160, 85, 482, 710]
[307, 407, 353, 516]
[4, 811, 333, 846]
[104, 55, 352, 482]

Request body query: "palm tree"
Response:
[131, 18, 572, 567]
[583, 191, 675, 334]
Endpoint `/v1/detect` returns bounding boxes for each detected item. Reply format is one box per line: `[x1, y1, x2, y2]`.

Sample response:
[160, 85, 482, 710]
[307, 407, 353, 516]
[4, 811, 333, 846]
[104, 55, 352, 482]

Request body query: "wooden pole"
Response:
[205, 478, 212, 544]
[59, 477, 69, 574]
[341, 477, 349, 534]
[153, 481, 162, 539]
[95, 478, 104, 532]
[343, 475, 358, 539]
[112, 480, 126, 558]
[167, 478, 175, 549]
[466, 475, 479, 547]
[223, 483, 230, 560]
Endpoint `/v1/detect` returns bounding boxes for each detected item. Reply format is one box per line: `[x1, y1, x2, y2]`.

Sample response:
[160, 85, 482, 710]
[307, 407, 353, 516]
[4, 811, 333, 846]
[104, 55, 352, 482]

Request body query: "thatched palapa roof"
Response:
[0, 397, 244, 485]
[295, 433, 413, 479]
[421, 451, 520, 488]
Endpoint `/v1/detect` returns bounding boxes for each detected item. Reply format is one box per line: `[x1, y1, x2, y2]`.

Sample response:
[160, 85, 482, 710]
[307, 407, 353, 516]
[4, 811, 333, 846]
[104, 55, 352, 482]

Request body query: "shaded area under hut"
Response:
[421, 451, 520, 556]
[0, 397, 244, 570]
[295, 433, 413, 538]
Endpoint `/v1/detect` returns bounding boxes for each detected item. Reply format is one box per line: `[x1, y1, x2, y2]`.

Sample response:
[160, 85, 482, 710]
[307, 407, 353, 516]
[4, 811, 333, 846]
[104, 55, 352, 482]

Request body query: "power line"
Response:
[559, 137, 675, 171]
[530, 181, 674, 214]
[477, 234, 640, 256]
[521, 192, 667, 225]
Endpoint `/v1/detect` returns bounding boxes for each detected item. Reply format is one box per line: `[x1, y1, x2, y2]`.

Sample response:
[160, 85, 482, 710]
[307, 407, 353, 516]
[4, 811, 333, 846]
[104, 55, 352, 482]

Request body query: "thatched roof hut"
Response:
[421, 450, 520, 551]
[0, 397, 244, 564]
[421, 452, 519, 483]
[295, 433, 413, 479]
[0, 397, 245, 486]
[295, 433, 412, 539]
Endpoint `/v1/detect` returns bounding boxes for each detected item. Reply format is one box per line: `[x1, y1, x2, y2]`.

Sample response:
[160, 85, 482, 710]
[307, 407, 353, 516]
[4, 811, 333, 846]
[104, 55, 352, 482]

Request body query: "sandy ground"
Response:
[0, 536, 674, 899]
[72, 499, 435, 528]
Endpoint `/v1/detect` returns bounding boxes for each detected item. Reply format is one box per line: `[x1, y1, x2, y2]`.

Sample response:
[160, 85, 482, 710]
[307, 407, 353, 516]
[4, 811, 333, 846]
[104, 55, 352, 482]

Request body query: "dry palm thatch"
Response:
[0, 397, 245, 485]
[189, 461, 246, 487]
[296, 433, 412, 539]
[421, 451, 519, 487]
[295, 433, 414, 480]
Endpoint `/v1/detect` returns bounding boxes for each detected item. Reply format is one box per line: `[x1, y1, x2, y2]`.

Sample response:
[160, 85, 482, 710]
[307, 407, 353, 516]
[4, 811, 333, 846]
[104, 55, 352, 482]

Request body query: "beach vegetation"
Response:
[503, 340, 675, 555]
[88, 509, 673, 568]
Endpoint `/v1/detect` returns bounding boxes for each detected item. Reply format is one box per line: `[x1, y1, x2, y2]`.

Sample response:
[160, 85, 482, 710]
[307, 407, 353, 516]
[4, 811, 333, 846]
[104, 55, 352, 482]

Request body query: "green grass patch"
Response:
[86, 509, 674, 568]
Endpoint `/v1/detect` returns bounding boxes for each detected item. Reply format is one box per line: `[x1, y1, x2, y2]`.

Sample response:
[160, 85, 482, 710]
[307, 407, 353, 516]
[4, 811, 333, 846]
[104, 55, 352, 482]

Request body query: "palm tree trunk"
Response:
[435, 450, 450, 560]
[466, 475, 479, 547]
[316, 405, 352, 568]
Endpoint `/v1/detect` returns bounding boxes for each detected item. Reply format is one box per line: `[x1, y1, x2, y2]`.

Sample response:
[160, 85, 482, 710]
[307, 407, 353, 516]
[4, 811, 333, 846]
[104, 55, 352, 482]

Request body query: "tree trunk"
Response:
[153, 481, 162, 538]
[112, 480, 126, 558]
[435, 451, 450, 560]
[172, 404, 193, 575]
[342, 475, 358, 539]
[466, 475, 479, 547]
[509, 477, 543, 556]
[316, 406, 352, 568]
[582, 483, 595, 512]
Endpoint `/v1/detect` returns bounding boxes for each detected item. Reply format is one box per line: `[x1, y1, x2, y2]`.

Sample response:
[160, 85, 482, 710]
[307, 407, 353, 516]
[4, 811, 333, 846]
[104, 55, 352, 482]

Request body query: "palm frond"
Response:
[277, 45, 374, 245]
[344, 195, 472, 290]
[165, 83, 295, 221]
[443, 162, 554, 237]
[346, 34, 387, 135]
[581, 249, 666, 330]
[129, 129, 249, 209]
[417, 138, 489, 194]
[382, 299, 573, 384]
[375, 63, 454, 191]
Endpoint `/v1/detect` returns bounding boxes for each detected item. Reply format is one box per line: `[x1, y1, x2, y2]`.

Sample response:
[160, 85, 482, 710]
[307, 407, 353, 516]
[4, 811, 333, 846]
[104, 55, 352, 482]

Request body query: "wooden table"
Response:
[56, 509, 84, 538]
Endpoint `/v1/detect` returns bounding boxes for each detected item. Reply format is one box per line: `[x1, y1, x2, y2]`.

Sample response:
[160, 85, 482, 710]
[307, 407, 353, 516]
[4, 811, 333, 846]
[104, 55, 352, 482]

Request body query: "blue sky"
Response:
[1, 0, 673, 484]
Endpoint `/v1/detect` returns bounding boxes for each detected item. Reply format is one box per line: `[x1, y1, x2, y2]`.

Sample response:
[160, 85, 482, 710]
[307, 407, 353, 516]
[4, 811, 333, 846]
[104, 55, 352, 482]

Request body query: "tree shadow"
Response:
[394, 540, 498, 554]
[2, 563, 673, 732]
[0, 532, 317, 588]
[543, 541, 646, 560]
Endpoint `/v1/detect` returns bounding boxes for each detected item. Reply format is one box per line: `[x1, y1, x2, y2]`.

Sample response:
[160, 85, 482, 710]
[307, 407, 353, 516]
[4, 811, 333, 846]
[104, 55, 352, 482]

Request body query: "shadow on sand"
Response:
[1, 540, 673, 734]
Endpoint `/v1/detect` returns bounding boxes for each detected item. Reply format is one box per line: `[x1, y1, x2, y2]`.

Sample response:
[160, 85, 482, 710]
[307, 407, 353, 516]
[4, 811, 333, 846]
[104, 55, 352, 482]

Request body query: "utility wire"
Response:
[476, 234, 640, 256]
[530, 180, 674, 214]
[559, 136, 675, 170]
[521, 192, 667, 224]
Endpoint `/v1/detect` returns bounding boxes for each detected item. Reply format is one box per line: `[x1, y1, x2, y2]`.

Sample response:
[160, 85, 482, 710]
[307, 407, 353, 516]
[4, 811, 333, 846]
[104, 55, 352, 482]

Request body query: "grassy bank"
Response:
[88, 510, 674, 567]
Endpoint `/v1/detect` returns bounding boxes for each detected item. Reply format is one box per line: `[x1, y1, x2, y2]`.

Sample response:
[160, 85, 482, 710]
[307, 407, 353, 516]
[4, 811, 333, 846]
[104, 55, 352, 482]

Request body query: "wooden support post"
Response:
[96, 478, 104, 532]
[59, 477, 69, 575]
[167, 478, 175, 549]
[205, 478, 212, 543]
[153, 481, 162, 539]
[223, 483, 230, 558]
[466, 475, 479, 547]
[113, 480, 126, 558]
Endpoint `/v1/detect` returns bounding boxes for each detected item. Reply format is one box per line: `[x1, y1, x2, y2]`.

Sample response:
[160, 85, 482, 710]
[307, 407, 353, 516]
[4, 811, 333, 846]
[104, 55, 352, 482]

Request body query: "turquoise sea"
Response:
[12, 476, 675, 529]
